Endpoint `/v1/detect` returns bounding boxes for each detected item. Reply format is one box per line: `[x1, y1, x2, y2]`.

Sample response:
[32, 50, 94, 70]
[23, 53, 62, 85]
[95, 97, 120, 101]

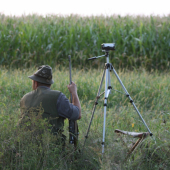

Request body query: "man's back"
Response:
[20, 86, 65, 134]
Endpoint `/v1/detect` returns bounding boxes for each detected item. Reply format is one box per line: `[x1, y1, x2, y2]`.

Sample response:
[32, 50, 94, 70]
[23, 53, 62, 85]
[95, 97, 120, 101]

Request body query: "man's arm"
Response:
[67, 82, 81, 119]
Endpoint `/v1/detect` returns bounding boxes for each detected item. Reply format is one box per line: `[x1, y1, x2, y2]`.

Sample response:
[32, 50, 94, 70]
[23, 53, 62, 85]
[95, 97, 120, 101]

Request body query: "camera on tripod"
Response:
[101, 43, 115, 51]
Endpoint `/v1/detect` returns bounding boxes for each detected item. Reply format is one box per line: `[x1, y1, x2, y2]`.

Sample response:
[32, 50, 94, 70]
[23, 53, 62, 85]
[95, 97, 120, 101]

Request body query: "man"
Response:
[20, 65, 81, 138]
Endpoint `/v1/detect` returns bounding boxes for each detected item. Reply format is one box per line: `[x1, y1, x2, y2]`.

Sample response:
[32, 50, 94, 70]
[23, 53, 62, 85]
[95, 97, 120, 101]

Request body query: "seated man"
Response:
[20, 65, 81, 139]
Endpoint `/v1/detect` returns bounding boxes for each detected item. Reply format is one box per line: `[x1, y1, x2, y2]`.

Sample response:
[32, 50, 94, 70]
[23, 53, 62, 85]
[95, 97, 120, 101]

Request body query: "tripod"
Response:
[83, 50, 153, 155]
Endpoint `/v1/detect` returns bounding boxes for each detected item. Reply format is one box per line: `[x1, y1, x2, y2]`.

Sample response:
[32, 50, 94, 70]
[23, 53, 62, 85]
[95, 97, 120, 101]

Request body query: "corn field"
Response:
[0, 14, 170, 70]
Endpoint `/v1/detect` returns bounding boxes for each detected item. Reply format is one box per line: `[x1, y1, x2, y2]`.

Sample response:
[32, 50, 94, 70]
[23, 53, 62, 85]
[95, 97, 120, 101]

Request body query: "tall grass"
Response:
[0, 14, 170, 70]
[0, 66, 170, 169]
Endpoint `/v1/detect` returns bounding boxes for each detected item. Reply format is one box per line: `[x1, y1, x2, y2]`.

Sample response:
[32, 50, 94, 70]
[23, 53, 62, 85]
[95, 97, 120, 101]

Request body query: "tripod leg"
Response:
[111, 67, 152, 135]
[102, 64, 111, 154]
[83, 68, 106, 151]
[107, 67, 112, 95]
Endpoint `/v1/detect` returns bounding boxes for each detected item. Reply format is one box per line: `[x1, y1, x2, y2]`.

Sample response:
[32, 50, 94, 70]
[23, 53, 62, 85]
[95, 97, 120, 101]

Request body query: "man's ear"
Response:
[34, 81, 38, 89]
[32, 80, 38, 90]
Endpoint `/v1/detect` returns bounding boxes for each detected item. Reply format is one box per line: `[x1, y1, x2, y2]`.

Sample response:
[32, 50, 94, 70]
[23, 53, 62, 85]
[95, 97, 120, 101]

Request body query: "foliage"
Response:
[0, 67, 170, 169]
[0, 14, 170, 70]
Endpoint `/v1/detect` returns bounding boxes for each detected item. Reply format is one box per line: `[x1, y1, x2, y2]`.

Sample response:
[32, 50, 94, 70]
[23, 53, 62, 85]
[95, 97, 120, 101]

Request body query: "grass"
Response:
[0, 66, 170, 169]
[0, 14, 170, 70]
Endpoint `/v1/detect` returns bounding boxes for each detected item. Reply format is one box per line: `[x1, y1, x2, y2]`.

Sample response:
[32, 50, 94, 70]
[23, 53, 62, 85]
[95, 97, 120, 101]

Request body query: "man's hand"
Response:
[67, 81, 81, 119]
[67, 81, 77, 95]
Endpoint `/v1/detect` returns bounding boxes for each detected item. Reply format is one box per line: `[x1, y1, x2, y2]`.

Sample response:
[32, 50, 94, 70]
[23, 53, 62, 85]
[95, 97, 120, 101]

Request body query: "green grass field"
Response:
[0, 66, 170, 169]
[0, 13, 170, 169]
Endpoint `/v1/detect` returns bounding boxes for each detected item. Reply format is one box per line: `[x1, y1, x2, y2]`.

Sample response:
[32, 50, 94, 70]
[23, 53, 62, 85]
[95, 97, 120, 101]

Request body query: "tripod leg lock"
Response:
[108, 86, 112, 89]
[95, 102, 98, 105]
[104, 103, 107, 106]
[126, 94, 133, 103]
[101, 142, 105, 145]
[105, 63, 113, 69]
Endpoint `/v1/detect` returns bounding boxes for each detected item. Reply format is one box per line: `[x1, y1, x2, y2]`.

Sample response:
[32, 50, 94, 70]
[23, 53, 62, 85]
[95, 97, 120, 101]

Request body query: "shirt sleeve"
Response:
[56, 93, 79, 120]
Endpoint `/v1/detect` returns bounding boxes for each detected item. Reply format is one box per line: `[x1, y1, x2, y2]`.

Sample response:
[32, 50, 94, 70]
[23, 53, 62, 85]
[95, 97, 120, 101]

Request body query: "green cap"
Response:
[28, 65, 54, 84]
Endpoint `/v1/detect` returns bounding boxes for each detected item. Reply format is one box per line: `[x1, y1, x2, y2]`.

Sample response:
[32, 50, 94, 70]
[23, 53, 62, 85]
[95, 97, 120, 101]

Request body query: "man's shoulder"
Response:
[21, 89, 62, 102]
[46, 89, 61, 96]
[22, 91, 34, 98]
[20, 91, 34, 101]
[41, 88, 62, 101]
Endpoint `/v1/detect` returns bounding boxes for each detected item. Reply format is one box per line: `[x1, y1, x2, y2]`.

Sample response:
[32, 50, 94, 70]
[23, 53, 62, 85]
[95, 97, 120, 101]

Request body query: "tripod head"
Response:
[101, 43, 115, 51]
[88, 43, 115, 60]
